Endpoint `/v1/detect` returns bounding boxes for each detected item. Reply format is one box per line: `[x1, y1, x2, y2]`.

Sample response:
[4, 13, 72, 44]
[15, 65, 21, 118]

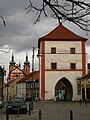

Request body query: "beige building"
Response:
[38, 24, 87, 101]
[16, 71, 39, 100]
[80, 71, 90, 101]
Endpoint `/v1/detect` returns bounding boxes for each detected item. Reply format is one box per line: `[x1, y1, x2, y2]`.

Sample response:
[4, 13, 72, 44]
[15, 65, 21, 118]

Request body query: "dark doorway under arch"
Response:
[55, 77, 73, 101]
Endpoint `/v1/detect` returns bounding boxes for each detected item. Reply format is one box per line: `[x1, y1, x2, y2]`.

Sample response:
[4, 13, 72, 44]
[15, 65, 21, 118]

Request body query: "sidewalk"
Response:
[5, 110, 39, 120]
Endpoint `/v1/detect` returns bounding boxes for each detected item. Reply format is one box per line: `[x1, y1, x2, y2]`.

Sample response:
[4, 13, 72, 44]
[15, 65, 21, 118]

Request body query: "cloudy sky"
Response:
[0, 0, 90, 79]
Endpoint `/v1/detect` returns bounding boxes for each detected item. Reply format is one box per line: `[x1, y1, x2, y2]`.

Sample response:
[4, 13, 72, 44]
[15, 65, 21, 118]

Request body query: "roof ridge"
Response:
[39, 24, 87, 40]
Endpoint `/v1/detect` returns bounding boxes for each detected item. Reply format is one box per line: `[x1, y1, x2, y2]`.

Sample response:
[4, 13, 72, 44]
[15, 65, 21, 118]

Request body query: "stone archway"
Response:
[55, 77, 73, 101]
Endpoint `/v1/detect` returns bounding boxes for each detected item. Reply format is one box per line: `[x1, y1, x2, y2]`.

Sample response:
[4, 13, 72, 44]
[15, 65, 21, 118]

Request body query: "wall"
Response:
[40, 40, 85, 101]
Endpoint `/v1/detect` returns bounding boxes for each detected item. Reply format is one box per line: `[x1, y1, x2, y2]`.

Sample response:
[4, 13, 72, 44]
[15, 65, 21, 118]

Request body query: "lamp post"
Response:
[37, 48, 41, 101]
[6, 78, 8, 101]
[31, 47, 35, 110]
[77, 79, 81, 95]
[31, 47, 41, 110]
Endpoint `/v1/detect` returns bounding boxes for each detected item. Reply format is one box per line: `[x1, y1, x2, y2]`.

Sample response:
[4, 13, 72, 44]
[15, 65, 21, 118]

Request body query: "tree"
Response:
[0, 44, 10, 53]
[0, 16, 8, 53]
[26, 0, 90, 31]
[0, 16, 6, 26]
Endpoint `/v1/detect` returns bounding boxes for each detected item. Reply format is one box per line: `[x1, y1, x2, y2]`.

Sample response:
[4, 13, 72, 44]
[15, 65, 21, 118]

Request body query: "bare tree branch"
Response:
[0, 44, 10, 53]
[26, 0, 90, 31]
[0, 16, 6, 26]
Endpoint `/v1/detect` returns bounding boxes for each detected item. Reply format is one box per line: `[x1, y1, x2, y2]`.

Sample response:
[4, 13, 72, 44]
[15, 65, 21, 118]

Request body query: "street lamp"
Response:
[31, 47, 35, 110]
[31, 47, 41, 110]
[6, 78, 8, 101]
[77, 77, 81, 95]
[37, 48, 41, 101]
[77, 79, 81, 95]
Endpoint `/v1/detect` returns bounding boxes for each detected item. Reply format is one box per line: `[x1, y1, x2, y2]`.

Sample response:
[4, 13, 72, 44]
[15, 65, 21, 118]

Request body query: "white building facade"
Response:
[38, 24, 87, 101]
[16, 82, 26, 98]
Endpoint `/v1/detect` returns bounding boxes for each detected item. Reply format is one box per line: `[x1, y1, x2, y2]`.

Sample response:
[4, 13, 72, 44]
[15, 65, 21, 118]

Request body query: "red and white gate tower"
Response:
[38, 24, 87, 101]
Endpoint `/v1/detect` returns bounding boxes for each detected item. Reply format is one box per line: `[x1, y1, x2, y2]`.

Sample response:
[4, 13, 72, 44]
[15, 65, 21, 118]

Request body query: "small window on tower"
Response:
[20, 74, 23, 78]
[51, 47, 56, 54]
[26, 68, 28, 73]
[70, 63, 76, 70]
[16, 74, 18, 77]
[70, 48, 75, 54]
[51, 63, 57, 69]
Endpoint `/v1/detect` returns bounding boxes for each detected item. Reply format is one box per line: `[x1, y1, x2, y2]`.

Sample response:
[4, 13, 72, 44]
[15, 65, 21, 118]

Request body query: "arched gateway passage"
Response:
[55, 77, 73, 101]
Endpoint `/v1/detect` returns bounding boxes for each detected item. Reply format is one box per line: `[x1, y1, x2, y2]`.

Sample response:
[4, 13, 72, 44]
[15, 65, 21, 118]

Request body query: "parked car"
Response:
[6, 97, 27, 114]
[0, 98, 4, 108]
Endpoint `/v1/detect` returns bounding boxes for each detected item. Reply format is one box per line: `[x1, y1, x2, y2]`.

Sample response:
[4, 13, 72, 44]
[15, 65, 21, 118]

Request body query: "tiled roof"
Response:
[80, 72, 90, 80]
[17, 71, 39, 83]
[39, 24, 87, 40]
[5, 78, 19, 87]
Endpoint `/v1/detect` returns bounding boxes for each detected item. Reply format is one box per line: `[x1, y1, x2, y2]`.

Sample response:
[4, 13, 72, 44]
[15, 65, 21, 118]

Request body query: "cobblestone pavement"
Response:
[0, 101, 90, 120]
[34, 101, 90, 120]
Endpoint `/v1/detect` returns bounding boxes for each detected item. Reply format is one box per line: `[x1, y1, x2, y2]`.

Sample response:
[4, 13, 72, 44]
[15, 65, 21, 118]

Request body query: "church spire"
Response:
[24, 52, 30, 75]
[24, 53, 30, 66]
[9, 53, 16, 66]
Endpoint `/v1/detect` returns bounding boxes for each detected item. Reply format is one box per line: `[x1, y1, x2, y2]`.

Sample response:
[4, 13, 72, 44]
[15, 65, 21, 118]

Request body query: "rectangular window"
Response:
[26, 83, 30, 88]
[30, 83, 32, 88]
[51, 63, 57, 69]
[70, 48, 75, 54]
[70, 63, 76, 69]
[51, 47, 56, 54]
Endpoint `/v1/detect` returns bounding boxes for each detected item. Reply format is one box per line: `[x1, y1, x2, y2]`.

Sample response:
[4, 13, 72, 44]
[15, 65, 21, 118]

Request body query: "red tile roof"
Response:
[80, 72, 90, 80]
[39, 24, 87, 40]
[17, 71, 39, 84]
[5, 78, 19, 87]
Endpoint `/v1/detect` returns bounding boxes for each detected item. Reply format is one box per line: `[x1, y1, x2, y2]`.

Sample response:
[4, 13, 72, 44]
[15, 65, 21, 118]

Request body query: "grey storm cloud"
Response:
[0, 0, 56, 52]
[0, 0, 36, 51]
[0, 2, 58, 52]
[0, 0, 90, 75]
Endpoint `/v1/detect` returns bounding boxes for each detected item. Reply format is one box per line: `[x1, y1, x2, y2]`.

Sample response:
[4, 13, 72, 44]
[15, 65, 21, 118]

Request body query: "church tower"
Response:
[9, 53, 16, 72]
[23, 53, 30, 75]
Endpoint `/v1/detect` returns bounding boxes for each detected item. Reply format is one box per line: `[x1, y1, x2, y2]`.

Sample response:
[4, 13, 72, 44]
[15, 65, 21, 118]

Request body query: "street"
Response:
[0, 101, 90, 120]
[34, 101, 90, 120]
